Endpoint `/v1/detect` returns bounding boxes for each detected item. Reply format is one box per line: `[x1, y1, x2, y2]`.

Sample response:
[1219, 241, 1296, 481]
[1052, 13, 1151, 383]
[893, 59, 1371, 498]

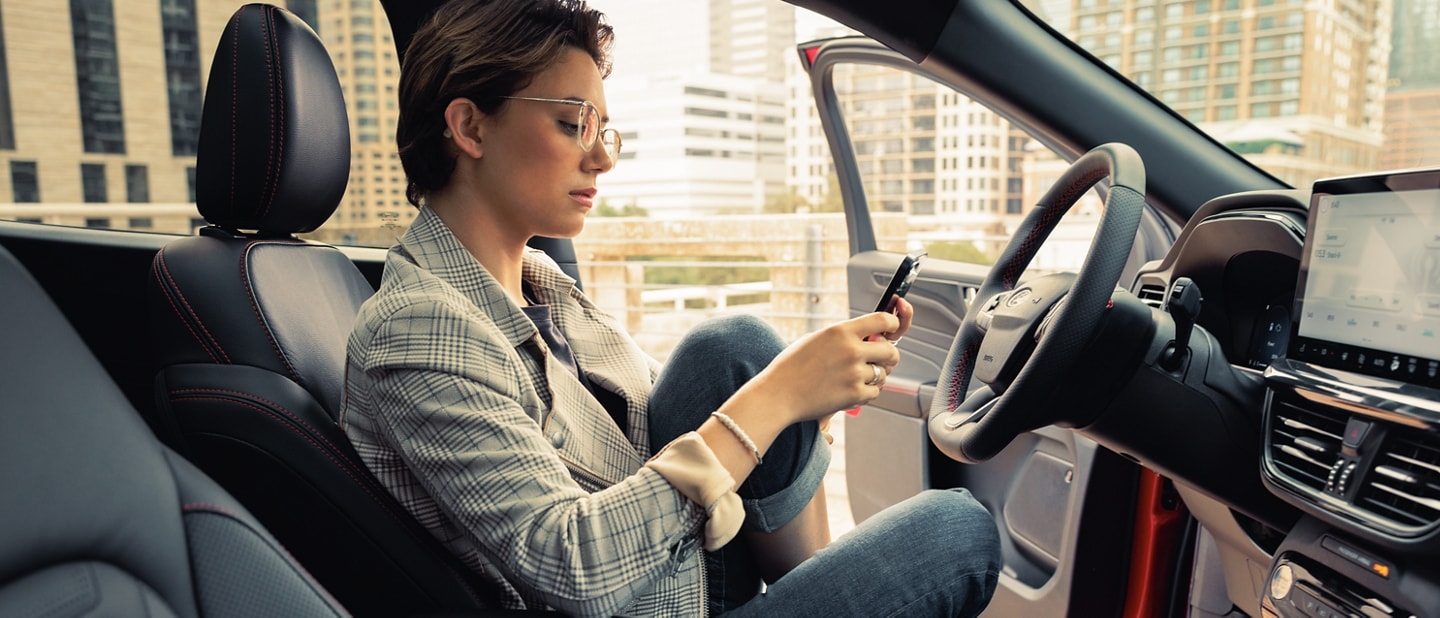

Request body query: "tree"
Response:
[922, 240, 995, 265]
[763, 188, 812, 214]
[594, 198, 648, 217]
[817, 173, 845, 213]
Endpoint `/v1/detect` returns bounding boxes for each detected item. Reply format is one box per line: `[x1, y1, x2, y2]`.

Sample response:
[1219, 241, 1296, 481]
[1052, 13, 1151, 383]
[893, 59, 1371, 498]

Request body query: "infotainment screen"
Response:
[1289, 168, 1440, 388]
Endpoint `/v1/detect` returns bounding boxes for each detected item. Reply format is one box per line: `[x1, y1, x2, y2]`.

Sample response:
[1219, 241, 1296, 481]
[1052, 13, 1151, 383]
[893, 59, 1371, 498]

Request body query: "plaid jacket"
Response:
[341, 207, 709, 617]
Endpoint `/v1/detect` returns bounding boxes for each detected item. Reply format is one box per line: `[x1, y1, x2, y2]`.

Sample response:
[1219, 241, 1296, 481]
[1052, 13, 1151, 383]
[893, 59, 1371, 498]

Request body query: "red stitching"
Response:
[228, 12, 239, 216]
[170, 393, 408, 530]
[260, 5, 285, 220]
[946, 341, 978, 411]
[183, 502, 239, 517]
[259, 8, 279, 222]
[155, 249, 230, 363]
[1001, 167, 1107, 289]
[239, 241, 300, 382]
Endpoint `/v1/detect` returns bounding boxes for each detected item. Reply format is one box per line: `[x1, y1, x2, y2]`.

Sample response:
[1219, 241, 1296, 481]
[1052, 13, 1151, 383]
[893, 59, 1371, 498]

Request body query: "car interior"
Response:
[1, 0, 1437, 617]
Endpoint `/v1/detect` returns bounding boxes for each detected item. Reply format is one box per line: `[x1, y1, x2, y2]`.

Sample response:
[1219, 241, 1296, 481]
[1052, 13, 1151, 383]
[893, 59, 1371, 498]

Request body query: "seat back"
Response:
[0, 242, 348, 618]
[146, 4, 495, 614]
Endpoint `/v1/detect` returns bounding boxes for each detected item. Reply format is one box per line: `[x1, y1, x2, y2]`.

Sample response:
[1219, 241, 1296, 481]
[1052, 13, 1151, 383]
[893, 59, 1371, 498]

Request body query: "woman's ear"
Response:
[443, 98, 485, 159]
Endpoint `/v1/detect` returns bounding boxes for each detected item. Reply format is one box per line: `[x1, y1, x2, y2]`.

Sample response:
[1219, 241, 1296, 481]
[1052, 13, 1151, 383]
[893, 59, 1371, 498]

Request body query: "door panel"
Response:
[808, 38, 1147, 616]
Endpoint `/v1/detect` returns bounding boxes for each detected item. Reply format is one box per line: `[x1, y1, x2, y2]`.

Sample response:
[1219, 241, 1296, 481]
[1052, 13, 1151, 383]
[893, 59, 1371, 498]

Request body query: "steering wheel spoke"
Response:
[928, 143, 1147, 464]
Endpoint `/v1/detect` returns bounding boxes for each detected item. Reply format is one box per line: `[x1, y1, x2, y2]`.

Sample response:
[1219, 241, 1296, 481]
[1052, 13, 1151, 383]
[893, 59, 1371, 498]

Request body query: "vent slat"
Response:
[1267, 403, 1347, 492]
[1357, 431, 1440, 530]
[1137, 284, 1165, 309]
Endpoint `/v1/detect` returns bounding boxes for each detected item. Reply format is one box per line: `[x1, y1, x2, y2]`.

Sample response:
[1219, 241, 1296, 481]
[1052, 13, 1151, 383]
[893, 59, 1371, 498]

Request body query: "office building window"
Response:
[160, 0, 202, 156]
[128, 217, 153, 229]
[81, 163, 107, 203]
[85, 217, 111, 228]
[71, 0, 126, 154]
[186, 166, 196, 202]
[10, 161, 39, 202]
[0, 7, 14, 150]
[125, 164, 149, 202]
[285, 0, 318, 28]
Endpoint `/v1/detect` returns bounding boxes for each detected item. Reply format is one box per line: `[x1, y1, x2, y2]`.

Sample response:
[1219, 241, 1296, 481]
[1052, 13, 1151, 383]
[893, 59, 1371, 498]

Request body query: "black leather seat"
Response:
[0, 241, 348, 617]
[146, 4, 498, 614]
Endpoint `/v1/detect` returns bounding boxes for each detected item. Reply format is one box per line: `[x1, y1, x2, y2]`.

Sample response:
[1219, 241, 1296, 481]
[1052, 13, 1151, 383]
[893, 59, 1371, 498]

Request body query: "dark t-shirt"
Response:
[522, 302, 630, 435]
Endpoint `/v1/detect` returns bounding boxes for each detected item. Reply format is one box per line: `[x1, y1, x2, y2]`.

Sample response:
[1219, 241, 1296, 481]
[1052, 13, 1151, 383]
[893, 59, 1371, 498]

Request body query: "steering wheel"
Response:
[928, 143, 1146, 463]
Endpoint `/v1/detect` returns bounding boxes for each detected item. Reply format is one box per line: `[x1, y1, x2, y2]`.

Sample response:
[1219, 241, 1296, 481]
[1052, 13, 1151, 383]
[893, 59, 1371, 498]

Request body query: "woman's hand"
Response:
[874, 297, 914, 344]
[736, 308, 908, 426]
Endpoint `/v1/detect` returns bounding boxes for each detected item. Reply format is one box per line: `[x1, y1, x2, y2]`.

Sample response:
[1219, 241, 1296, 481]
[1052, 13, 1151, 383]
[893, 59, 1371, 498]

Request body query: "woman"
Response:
[341, 0, 1001, 615]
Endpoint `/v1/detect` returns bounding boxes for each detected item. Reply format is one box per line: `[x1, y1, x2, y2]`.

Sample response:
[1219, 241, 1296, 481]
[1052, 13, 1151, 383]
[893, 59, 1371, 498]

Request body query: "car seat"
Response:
[145, 4, 501, 614]
[0, 240, 349, 616]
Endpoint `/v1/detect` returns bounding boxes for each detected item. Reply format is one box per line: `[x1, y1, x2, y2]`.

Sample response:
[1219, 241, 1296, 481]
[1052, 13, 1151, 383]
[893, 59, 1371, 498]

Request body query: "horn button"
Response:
[972, 272, 1076, 388]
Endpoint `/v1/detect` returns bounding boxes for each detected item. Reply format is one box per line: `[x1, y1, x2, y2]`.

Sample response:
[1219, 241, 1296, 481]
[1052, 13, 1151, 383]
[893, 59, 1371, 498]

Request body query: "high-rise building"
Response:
[1070, 0, 1391, 188]
[709, 0, 795, 83]
[310, 0, 413, 238]
[600, 73, 787, 217]
[1381, 0, 1440, 170]
[583, 0, 795, 217]
[792, 64, 1030, 223]
[0, 0, 250, 232]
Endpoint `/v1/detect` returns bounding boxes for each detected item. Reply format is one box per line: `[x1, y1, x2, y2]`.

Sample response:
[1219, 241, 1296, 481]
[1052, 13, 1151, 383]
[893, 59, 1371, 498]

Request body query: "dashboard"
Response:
[1134, 171, 1440, 618]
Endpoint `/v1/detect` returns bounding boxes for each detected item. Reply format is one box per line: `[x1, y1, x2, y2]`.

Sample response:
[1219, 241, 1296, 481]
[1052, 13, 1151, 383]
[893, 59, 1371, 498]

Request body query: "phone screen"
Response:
[875, 252, 926, 314]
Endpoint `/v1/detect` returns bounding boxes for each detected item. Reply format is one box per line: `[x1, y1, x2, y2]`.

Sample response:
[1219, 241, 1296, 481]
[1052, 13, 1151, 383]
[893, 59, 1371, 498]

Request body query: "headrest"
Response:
[196, 4, 349, 235]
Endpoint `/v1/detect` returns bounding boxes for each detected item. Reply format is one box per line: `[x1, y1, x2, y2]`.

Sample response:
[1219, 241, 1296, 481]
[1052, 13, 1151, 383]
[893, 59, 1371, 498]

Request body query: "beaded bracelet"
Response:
[711, 411, 763, 465]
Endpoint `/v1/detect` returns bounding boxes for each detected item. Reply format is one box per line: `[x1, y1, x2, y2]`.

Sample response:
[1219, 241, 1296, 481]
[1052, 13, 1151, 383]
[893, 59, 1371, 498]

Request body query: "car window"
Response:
[0, 0, 1112, 360]
[0, 0, 416, 242]
[1021, 0, 1440, 188]
[820, 62, 1105, 274]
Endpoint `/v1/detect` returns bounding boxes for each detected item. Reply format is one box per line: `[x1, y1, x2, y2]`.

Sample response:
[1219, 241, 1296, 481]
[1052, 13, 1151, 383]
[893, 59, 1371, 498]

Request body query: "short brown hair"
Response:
[396, 0, 614, 207]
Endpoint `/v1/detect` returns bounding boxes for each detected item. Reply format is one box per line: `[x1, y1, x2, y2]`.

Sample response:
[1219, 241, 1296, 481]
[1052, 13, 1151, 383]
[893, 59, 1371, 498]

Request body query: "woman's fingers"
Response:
[890, 297, 914, 340]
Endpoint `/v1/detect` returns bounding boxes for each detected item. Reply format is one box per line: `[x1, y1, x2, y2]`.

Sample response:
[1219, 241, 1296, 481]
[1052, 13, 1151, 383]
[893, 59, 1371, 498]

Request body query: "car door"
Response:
[800, 36, 1179, 616]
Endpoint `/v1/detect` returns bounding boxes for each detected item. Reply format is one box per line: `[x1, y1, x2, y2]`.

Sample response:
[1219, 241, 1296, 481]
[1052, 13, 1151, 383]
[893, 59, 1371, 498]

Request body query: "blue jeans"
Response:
[650, 315, 1001, 617]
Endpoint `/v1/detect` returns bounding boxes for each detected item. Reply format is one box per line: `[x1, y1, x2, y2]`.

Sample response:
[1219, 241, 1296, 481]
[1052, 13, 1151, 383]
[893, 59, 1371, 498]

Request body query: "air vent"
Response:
[1268, 400, 1347, 491]
[1357, 430, 1440, 530]
[1137, 284, 1166, 309]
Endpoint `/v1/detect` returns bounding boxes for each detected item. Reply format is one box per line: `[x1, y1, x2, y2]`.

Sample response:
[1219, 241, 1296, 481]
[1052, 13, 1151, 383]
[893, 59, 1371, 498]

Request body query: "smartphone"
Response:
[875, 251, 926, 314]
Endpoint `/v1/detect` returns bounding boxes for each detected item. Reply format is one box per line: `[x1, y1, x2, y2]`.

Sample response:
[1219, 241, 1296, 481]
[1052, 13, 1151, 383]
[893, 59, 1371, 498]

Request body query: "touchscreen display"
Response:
[1291, 170, 1440, 387]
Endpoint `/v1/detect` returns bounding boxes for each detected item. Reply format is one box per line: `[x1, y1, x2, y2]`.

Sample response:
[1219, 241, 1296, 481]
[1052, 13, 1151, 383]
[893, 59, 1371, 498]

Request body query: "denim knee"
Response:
[649, 314, 786, 451]
[674, 314, 785, 371]
[915, 488, 1002, 578]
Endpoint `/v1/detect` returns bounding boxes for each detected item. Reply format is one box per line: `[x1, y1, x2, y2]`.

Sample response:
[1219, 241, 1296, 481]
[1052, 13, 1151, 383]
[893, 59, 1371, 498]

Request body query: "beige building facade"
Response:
[0, 0, 250, 232]
[1071, 0, 1391, 188]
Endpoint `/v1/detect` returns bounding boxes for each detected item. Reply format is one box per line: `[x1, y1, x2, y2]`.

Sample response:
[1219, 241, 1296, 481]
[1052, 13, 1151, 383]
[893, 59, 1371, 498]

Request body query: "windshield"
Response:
[1021, 0, 1440, 189]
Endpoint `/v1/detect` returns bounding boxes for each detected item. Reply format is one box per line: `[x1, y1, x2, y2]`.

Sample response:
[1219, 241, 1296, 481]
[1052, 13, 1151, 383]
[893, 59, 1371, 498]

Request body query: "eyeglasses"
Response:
[498, 96, 622, 163]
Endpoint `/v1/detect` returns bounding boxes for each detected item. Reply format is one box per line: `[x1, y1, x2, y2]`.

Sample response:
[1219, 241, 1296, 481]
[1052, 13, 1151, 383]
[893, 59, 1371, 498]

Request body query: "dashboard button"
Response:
[1342, 418, 1372, 448]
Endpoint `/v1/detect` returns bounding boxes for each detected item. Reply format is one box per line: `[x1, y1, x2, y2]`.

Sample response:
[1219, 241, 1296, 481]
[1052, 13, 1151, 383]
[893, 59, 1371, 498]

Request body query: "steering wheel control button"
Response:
[976, 293, 1004, 331]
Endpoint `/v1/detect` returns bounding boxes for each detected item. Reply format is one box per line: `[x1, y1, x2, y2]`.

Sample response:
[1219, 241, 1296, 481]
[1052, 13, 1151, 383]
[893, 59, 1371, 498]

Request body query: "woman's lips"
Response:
[570, 188, 596, 208]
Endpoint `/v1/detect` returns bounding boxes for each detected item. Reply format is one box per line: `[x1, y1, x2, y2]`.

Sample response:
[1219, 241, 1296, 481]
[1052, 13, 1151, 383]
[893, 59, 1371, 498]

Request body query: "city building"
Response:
[585, 0, 796, 218]
[710, 0, 796, 83]
[310, 0, 413, 239]
[1380, 0, 1440, 170]
[599, 72, 787, 217]
[1070, 0, 1391, 188]
[0, 0, 250, 232]
[785, 57, 1035, 229]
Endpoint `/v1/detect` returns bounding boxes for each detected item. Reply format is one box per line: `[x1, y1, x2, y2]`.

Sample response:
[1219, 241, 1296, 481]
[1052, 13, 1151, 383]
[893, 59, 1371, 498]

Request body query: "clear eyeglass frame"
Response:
[498, 96, 622, 162]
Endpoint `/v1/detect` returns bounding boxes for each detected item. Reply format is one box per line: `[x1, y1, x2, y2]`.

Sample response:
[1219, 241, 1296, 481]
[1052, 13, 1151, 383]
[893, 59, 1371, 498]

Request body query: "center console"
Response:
[1260, 169, 1440, 618]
